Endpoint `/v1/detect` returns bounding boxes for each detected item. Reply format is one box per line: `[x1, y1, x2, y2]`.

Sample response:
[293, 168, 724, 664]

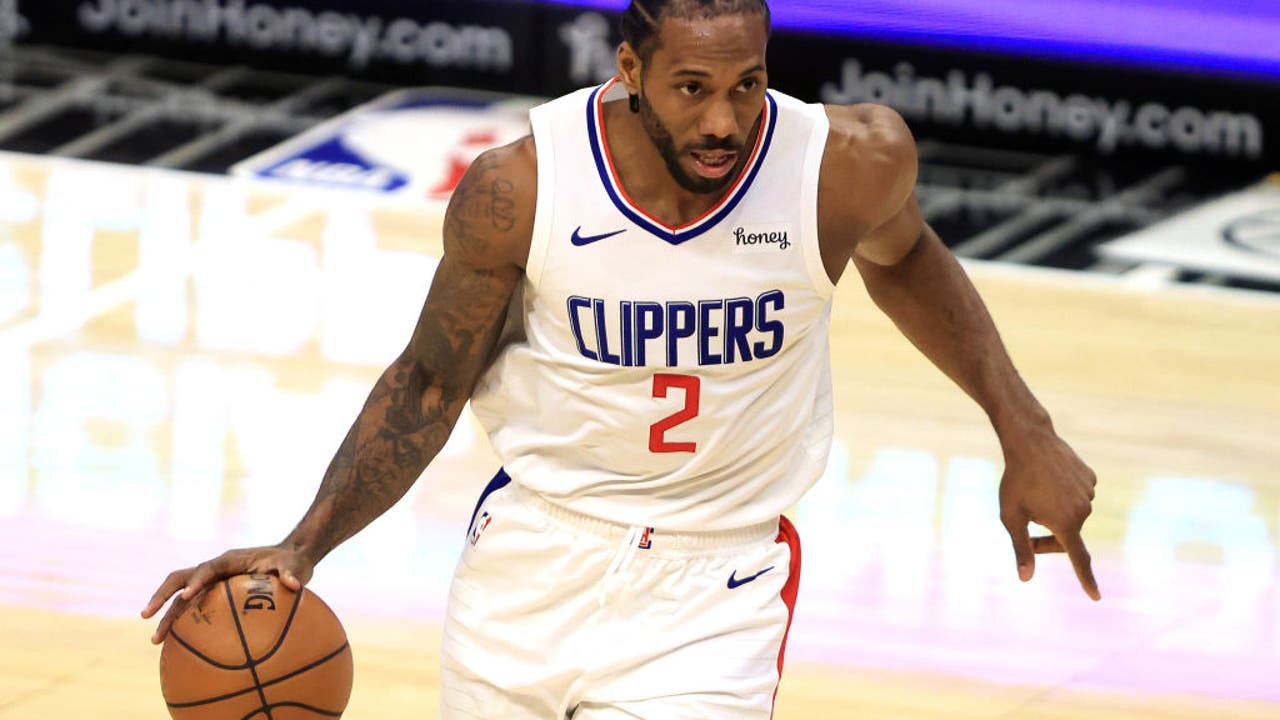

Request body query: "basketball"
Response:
[159, 574, 353, 719]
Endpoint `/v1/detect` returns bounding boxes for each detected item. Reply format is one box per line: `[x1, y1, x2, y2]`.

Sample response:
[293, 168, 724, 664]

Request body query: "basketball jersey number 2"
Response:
[649, 374, 700, 453]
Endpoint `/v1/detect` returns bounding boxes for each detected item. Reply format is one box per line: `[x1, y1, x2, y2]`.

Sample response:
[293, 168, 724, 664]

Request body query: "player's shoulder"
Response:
[445, 135, 538, 270]
[824, 103, 915, 161]
[464, 134, 538, 193]
[819, 103, 918, 227]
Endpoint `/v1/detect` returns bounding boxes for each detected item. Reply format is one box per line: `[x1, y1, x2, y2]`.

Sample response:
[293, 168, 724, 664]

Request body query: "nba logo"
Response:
[638, 527, 654, 550]
[469, 512, 493, 546]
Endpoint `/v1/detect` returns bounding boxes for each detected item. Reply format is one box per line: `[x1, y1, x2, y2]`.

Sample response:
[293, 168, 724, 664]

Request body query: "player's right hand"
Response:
[141, 545, 315, 645]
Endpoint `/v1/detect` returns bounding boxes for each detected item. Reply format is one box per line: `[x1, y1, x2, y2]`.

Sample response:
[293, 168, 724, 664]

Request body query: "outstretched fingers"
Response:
[143, 547, 316, 645]
[179, 556, 228, 601]
[152, 591, 195, 645]
[142, 567, 195, 620]
[1003, 515, 1100, 601]
[1059, 528, 1101, 601]
[143, 556, 228, 644]
[1001, 508, 1035, 582]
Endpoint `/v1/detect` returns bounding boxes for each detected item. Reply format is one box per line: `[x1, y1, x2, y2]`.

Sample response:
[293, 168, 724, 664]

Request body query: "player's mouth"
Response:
[690, 150, 738, 179]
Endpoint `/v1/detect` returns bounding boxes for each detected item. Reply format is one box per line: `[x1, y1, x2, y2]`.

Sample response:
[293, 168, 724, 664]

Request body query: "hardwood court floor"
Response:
[0, 153, 1277, 718]
[5, 605, 1280, 720]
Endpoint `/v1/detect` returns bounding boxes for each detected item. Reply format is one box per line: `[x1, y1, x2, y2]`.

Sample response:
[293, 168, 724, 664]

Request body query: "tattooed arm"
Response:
[281, 140, 532, 563]
[142, 138, 537, 641]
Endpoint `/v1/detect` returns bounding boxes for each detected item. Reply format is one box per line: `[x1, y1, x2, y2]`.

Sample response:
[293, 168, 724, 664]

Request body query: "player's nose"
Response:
[696, 94, 739, 141]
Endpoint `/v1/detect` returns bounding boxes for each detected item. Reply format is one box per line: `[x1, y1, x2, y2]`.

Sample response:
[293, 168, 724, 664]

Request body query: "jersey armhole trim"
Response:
[525, 104, 556, 289]
[800, 105, 835, 299]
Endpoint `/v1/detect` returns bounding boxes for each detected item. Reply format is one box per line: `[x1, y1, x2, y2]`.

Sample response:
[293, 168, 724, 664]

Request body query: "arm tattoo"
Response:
[287, 149, 522, 561]
[445, 153, 518, 241]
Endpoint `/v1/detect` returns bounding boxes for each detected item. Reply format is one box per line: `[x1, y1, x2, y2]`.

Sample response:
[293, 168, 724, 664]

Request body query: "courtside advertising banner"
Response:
[540, 3, 1279, 168]
[16, 0, 540, 90]
[11, 0, 1279, 166]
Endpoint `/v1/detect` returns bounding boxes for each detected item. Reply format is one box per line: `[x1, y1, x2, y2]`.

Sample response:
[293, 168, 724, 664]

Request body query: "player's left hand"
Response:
[997, 424, 1100, 601]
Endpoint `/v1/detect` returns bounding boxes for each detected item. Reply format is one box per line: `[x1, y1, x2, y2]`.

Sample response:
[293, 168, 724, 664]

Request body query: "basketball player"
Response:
[145, 1, 1100, 716]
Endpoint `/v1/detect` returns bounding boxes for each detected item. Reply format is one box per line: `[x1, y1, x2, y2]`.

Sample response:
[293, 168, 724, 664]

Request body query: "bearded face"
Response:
[635, 88, 752, 195]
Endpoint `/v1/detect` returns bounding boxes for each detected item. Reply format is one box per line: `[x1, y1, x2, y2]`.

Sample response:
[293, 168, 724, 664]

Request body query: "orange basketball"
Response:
[159, 574, 353, 719]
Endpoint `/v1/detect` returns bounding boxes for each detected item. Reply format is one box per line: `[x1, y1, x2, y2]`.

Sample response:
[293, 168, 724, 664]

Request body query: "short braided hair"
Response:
[621, 0, 771, 62]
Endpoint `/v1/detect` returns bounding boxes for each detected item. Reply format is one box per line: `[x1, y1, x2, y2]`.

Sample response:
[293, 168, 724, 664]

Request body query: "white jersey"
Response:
[470, 78, 834, 532]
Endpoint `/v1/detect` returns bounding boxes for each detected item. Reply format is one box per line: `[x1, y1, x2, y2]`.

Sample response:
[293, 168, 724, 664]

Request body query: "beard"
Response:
[636, 91, 747, 196]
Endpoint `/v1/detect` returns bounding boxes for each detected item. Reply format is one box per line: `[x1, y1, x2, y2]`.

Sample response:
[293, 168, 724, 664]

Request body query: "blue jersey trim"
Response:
[586, 84, 779, 245]
[466, 468, 512, 538]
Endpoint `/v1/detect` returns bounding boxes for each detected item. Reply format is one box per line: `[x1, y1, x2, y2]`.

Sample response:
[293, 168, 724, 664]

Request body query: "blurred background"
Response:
[0, 1, 1277, 718]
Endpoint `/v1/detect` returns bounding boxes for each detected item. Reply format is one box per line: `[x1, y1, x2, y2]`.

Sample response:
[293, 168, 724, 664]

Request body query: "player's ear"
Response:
[617, 42, 643, 96]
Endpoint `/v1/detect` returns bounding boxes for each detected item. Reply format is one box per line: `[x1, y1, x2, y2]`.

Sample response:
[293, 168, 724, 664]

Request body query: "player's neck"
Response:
[602, 100, 745, 228]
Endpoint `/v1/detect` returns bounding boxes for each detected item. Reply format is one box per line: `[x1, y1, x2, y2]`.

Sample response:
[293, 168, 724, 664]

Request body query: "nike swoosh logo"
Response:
[727, 566, 775, 589]
[571, 226, 627, 246]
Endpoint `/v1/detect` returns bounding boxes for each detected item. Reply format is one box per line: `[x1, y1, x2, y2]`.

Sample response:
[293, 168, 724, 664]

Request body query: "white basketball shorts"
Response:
[439, 469, 802, 719]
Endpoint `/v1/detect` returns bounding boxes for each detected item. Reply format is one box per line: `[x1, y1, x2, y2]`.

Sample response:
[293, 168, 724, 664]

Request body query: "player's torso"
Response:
[471, 79, 835, 531]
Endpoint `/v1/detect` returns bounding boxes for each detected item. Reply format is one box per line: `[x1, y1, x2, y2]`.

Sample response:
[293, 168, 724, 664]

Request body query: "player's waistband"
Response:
[507, 479, 781, 557]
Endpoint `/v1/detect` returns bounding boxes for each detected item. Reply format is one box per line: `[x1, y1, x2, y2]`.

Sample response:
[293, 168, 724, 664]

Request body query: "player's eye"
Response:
[738, 78, 759, 92]
[678, 83, 700, 96]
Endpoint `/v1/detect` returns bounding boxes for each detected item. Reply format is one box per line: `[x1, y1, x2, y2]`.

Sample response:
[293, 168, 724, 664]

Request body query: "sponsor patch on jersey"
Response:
[731, 224, 793, 254]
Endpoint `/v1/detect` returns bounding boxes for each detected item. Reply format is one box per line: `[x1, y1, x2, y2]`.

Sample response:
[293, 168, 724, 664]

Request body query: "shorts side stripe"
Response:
[770, 514, 802, 718]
